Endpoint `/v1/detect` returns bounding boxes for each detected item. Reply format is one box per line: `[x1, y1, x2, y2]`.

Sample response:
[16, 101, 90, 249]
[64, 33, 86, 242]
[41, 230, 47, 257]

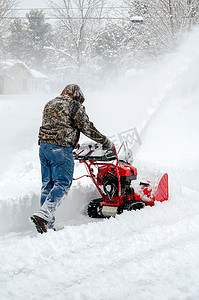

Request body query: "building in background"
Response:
[0, 60, 48, 94]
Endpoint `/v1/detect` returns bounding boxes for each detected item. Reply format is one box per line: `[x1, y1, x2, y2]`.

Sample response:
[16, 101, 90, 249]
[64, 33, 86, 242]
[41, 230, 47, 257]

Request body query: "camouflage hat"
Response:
[61, 84, 85, 103]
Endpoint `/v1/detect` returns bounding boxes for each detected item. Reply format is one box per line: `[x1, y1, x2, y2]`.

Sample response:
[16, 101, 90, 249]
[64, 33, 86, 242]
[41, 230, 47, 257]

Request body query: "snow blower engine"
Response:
[73, 142, 169, 218]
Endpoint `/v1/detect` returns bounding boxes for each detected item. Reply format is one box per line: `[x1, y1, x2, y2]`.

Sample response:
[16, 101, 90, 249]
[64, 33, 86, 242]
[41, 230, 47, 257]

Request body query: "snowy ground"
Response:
[0, 28, 199, 300]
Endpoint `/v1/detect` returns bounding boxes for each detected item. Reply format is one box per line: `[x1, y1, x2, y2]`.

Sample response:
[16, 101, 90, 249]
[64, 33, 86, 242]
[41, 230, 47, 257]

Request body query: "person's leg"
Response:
[34, 145, 74, 229]
[39, 144, 53, 206]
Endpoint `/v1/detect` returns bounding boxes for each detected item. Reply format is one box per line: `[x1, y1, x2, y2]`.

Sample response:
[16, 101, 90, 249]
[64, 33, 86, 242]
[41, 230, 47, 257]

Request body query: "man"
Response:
[30, 84, 113, 233]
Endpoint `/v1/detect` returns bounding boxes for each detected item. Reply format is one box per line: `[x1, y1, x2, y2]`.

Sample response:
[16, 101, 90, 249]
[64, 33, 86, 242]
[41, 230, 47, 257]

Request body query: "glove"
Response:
[102, 138, 114, 150]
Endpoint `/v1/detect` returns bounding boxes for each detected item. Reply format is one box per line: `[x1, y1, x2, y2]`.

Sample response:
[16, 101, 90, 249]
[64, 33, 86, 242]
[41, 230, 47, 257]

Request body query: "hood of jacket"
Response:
[61, 84, 85, 104]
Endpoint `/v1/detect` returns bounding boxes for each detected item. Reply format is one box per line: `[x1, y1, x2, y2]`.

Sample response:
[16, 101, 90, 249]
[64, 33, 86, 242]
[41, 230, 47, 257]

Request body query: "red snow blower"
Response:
[73, 142, 169, 218]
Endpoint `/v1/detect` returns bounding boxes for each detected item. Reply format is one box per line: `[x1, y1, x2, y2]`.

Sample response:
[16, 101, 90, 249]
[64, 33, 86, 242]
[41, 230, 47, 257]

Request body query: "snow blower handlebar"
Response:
[73, 142, 117, 162]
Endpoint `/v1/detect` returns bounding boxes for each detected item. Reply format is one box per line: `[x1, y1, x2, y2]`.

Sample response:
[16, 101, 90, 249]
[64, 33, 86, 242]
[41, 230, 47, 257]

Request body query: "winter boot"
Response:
[30, 215, 48, 234]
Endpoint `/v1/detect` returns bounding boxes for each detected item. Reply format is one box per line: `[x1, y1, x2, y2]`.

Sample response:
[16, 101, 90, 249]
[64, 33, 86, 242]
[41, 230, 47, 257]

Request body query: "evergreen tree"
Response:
[7, 19, 27, 61]
[7, 9, 53, 72]
[93, 22, 130, 77]
[25, 9, 53, 71]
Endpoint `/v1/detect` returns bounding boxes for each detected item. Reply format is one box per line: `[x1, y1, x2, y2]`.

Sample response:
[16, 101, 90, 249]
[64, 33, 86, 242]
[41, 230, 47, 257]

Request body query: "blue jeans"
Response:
[34, 143, 74, 228]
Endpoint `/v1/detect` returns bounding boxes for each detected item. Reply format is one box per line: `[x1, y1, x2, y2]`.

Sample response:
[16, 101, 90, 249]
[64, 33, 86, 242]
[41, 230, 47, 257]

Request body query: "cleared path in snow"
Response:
[0, 187, 199, 300]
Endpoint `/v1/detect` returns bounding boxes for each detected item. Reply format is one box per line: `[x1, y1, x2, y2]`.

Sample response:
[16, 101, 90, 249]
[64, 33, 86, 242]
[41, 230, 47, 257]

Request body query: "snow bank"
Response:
[0, 143, 100, 234]
[0, 186, 199, 300]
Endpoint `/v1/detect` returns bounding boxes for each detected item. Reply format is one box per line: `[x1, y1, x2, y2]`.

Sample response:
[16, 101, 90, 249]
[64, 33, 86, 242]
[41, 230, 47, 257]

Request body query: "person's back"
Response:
[39, 95, 81, 148]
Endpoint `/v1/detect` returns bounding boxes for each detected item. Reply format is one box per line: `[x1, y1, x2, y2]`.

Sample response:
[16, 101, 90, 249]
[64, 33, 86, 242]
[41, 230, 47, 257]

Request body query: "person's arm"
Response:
[73, 105, 113, 149]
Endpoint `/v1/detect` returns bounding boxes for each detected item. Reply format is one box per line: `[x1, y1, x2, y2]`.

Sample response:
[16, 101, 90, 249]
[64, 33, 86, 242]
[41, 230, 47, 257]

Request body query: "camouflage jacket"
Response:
[38, 95, 106, 148]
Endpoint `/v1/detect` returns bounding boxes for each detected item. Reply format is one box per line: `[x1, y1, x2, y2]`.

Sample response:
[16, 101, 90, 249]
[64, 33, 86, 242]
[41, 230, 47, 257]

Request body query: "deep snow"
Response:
[0, 28, 199, 300]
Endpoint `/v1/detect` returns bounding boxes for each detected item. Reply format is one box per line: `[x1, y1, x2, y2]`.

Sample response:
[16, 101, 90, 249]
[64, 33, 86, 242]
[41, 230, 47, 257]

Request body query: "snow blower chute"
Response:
[73, 142, 169, 218]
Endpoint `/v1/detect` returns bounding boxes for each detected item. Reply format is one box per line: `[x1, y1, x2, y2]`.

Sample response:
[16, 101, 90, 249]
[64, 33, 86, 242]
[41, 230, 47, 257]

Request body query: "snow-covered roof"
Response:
[28, 68, 48, 79]
[0, 60, 48, 79]
[0, 60, 16, 72]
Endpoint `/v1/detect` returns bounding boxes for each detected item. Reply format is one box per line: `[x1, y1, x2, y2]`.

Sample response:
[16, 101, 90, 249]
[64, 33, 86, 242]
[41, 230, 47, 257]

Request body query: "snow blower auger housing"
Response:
[73, 142, 169, 218]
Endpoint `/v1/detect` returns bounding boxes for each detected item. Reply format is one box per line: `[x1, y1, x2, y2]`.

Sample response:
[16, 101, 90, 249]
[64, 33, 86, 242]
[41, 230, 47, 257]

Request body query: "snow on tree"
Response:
[124, 0, 199, 55]
[47, 0, 109, 86]
[3, 0, 199, 89]
[92, 21, 134, 77]
[7, 19, 27, 61]
[25, 10, 53, 72]
[0, 0, 18, 58]
[6, 10, 53, 72]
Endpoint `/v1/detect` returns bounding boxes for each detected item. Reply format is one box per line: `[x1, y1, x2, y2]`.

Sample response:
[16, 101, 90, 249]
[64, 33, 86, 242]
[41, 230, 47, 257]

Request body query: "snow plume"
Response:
[134, 27, 199, 191]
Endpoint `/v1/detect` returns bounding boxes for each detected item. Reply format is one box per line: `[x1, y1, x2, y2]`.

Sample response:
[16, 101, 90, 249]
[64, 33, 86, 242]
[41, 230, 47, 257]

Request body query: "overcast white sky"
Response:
[18, 0, 54, 20]
[19, 0, 114, 9]
[19, 0, 48, 9]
